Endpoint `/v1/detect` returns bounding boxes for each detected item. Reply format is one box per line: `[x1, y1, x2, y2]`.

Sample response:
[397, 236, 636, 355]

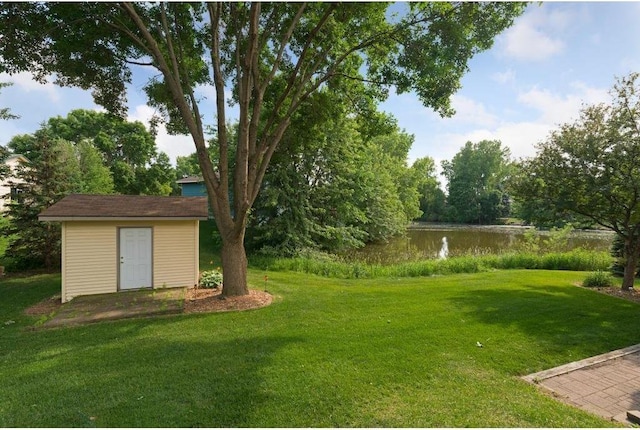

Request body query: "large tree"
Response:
[248, 98, 416, 256]
[8, 109, 174, 195]
[0, 2, 525, 296]
[442, 140, 512, 224]
[512, 73, 640, 291]
[1, 132, 113, 269]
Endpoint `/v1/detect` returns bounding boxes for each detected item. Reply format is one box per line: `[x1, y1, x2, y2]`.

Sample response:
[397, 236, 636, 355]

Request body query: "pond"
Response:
[342, 223, 615, 265]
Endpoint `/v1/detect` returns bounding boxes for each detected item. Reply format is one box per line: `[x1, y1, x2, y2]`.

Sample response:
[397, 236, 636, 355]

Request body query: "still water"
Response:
[343, 224, 615, 265]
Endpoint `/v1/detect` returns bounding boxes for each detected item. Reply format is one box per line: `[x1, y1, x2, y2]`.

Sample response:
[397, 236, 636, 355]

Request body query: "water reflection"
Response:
[342, 225, 614, 265]
[438, 236, 448, 259]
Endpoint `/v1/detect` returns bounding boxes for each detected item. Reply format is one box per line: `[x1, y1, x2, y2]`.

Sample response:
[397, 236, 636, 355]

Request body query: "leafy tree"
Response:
[512, 73, 640, 290]
[246, 88, 420, 256]
[2, 136, 79, 269]
[0, 2, 525, 296]
[75, 140, 115, 194]
[412, 157, 447, 222]
[10, 109, 173, 195]
[442, 140, 512, 224]
[509, 161, 594, 228]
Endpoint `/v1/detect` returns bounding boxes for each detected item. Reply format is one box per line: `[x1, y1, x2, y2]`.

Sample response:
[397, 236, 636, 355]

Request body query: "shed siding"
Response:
[62, 220, 199, 302]
[153, 220, 199, 289]
[63, 222, 118, 302]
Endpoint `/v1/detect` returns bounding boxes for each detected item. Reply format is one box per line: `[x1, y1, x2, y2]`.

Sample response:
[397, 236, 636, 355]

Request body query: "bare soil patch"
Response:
[24, 295, 62, 316]
[24, 287, 273, 324]
[184, 287, 272, 313]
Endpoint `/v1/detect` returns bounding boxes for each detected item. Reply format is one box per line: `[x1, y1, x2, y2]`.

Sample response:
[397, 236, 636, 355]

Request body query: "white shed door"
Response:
[119, 228, 152, 290]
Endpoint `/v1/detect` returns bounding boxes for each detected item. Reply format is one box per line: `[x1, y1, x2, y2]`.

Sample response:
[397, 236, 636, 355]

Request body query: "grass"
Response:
[1, 268, 638, 427]
[251, 249, 612, 279]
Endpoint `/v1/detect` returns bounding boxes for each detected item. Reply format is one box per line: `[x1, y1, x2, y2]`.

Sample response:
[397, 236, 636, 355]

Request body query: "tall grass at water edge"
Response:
[250, 249, 612, 279]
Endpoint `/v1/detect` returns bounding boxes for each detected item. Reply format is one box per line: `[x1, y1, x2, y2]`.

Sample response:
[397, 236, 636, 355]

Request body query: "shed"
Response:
[39, 194, 208, 303]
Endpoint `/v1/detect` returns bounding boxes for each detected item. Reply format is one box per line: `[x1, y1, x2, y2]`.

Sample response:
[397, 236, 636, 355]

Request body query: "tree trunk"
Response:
[621, 237, 640, 291]
[220, 232, 249, 298]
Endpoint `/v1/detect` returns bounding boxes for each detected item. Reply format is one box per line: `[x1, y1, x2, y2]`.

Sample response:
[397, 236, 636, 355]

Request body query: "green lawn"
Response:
[1, 268, 638, 427]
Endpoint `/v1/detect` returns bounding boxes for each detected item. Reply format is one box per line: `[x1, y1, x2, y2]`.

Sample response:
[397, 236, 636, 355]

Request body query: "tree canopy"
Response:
[1, 132, 115, 269]
[512, 73, 640, 290]
[8, 109, 175, 195]
[442, 140, 512, 224]
[0, 2, 526, 296]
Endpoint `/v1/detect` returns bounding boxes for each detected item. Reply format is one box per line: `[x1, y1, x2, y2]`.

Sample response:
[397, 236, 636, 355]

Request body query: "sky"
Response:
[1, 2, 639, 183]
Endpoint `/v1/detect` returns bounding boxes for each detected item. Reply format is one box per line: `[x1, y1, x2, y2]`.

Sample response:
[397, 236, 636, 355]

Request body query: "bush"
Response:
[199, 269, 223, 289]
[583, 271, 616, 288]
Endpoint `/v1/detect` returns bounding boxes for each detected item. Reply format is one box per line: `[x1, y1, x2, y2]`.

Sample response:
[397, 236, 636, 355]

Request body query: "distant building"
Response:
[0, 154, 28, 212]
[176, 176, 213, 219]
[176, 175, 206, 197]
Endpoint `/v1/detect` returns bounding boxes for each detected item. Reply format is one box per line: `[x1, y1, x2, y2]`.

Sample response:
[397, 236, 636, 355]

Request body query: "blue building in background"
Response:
[177, 176, 207, 197]
[177, 176, 213, 219]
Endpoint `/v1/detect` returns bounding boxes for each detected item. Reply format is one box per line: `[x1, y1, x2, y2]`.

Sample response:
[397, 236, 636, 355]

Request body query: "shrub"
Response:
[583, 271, 616, 288]
[199, 269, 223, 289]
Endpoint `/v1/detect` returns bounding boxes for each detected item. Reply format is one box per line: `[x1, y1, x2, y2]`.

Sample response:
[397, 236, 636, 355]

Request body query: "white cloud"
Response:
[128, 104, 196, 164]
[1, 71, 61, 102]
[450, 95, 498, 128]
[517, 81, 608, 125]
[498, 6, 568, 62]
[409, 81, 611, 169]
[492, 69, 516, 85]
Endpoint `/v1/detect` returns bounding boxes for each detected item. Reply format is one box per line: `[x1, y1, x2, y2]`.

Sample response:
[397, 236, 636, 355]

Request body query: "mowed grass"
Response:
[1, 269, 639, 427]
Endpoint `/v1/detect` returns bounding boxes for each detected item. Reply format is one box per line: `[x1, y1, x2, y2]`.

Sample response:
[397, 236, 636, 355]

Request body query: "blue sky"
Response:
[1, 2, 639, 178]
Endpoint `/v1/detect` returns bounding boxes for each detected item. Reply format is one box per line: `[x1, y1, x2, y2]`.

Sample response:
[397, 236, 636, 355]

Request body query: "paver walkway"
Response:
[523, 344, 640, 425]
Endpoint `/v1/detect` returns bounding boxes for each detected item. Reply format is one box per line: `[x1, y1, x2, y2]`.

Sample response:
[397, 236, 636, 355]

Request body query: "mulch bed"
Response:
[585, 286, 640, 304]
[183, 287, 273, 313]
[24, 288, 273, 318]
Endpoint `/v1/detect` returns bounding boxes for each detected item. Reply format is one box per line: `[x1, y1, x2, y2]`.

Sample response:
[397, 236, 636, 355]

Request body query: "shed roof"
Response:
[176, 175, 204, 184]
[39, 194, 209, 221]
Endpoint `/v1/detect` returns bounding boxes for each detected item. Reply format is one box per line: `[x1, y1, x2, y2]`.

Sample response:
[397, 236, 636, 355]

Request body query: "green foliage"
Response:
[1, 135, 82, 269]
[199, 269, 223, 289]
[583, 271, 616, 288]
[442, 140, 512, 224]
[412, 157, 447, 222]
[510, 73, 640, 290]
[246, 94, 417, 256]
[516, 224, 576, 254]
[9, 109, 173, 195]
[250, 249, 612, 280]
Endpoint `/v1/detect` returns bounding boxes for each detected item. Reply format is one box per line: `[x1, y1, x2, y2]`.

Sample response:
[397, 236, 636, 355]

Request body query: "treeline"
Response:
[1, 109, 176, 269]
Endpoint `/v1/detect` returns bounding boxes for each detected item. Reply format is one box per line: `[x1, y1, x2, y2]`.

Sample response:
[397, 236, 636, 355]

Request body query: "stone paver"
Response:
[523, 344, 640, 426]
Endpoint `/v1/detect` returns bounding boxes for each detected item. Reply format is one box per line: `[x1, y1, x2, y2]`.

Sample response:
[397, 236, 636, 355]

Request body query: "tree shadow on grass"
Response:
[1, 314, 301, 427]
[448, 283, 640, 360]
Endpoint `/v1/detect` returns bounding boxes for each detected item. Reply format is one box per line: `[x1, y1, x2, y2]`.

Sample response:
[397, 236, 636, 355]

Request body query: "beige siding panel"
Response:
[62, 220, 199, 302]
[63, 222, 119, 302]
[153, 221, 198, 289]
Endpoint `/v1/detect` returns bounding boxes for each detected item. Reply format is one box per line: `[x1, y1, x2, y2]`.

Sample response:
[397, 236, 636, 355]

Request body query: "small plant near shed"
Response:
[199, 269, 223, 289]
[583, 271, 616, 288]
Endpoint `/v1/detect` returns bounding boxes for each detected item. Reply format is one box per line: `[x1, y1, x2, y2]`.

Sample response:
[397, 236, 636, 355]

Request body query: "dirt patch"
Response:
[24, 295, 62, 316]
[184, 288, 272, 313]
[24, 287, 273, 327]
